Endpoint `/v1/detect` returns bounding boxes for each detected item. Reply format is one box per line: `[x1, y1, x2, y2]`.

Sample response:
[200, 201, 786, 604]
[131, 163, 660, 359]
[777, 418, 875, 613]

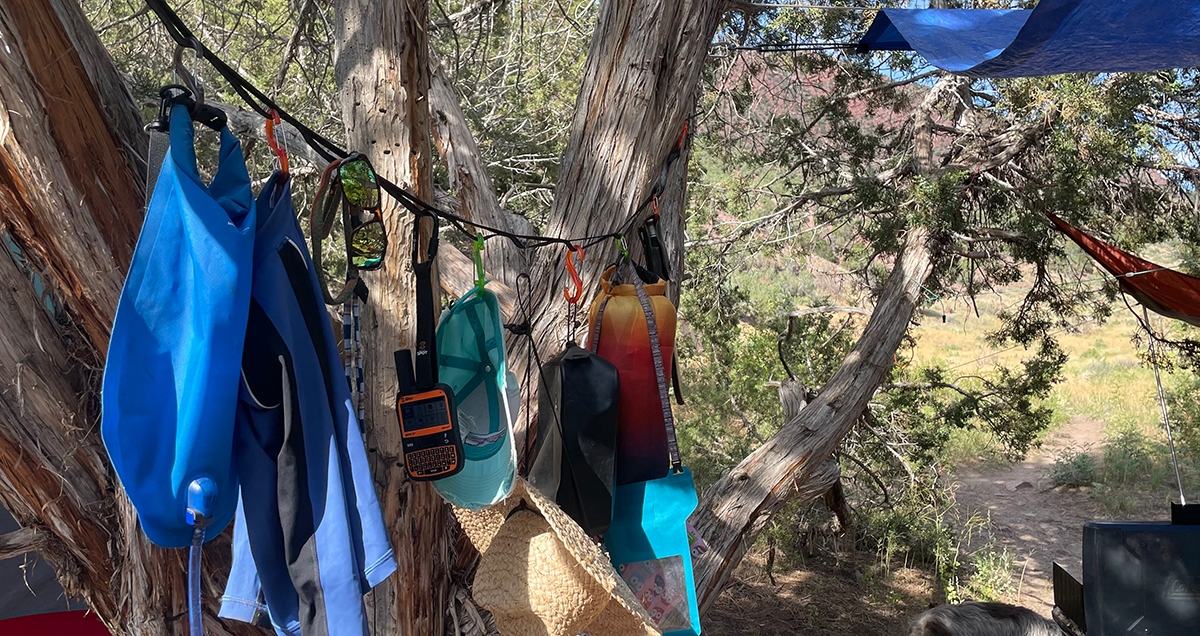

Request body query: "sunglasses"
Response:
[336, 155, 387, 270]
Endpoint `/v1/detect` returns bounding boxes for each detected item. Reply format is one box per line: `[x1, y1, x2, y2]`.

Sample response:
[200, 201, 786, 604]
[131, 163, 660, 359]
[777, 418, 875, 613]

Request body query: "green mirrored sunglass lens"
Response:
[340, 159, 380, 209]
[350, 222, 387, 269]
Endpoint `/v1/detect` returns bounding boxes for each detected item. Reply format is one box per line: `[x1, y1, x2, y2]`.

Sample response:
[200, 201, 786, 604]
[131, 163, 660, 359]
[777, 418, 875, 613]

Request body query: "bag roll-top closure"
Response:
[599, 265, 667, 297]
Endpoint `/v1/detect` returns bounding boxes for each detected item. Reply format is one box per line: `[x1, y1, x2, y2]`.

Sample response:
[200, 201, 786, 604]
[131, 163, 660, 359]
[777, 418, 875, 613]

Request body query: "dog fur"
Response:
[908, 602, 1063, 636]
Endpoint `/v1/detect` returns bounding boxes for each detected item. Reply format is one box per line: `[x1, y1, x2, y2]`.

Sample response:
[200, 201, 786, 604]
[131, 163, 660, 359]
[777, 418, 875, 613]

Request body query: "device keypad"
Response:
[406, 445, 458, 477]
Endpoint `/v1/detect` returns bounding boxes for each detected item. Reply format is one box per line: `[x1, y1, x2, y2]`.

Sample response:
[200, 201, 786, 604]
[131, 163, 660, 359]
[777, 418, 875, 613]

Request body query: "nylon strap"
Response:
[591, 263, 680, 472]
[628, 263, 681, 473]
[589, 297, 610, 354]
[413, 213, 440, 390]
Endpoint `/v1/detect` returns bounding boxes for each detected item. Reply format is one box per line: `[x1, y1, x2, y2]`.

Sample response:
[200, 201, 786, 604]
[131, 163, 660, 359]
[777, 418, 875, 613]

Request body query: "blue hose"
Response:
[186, 477, 217, 636]
[188, 525, 204, 636]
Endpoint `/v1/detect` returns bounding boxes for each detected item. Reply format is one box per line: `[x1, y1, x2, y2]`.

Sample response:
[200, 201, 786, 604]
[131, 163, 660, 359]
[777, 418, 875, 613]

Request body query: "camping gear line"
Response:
[142, 0, 689, 258]
[104, 94, 396, 636]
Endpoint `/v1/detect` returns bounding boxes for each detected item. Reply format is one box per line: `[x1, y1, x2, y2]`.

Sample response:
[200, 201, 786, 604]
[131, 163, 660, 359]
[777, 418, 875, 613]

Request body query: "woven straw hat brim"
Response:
[456, 478, 660, 636]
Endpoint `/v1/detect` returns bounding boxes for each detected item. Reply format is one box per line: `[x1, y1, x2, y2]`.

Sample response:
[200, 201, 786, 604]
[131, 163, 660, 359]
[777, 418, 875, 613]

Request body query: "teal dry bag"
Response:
[603, 260, 702, 636]
[101, 103, 255, 548]
[607, 469, 700, 635]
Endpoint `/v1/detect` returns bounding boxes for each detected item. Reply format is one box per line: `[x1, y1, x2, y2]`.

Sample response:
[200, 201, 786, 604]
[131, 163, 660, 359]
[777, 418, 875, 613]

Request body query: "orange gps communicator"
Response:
[395, 212, 464, 481]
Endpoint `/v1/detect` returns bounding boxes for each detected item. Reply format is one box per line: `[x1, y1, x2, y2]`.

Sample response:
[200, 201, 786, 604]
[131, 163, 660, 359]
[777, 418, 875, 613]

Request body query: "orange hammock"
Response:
[1049, 213, 1200, 328]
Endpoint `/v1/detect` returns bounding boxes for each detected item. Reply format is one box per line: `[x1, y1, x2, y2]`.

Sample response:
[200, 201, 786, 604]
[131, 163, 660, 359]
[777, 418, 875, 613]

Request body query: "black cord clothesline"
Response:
[142, 0, 685, 253]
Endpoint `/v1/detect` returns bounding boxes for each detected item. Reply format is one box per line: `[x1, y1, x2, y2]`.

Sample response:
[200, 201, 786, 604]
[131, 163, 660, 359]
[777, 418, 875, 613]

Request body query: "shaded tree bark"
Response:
[333, 0, 452, 633]
[0, 2, 259, 635]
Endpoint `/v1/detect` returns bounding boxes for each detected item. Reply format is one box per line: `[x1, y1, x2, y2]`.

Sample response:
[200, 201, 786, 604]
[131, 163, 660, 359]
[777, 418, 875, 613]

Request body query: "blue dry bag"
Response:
[607, 469, 702, 635]
[101, 103, 255, 548]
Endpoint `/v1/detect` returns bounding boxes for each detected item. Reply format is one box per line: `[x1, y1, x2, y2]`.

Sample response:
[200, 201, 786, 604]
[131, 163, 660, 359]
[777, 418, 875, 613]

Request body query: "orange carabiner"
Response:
[651, 195, 661, 219]
[266, 109, 290, 176]
[563, 245, 585, 303]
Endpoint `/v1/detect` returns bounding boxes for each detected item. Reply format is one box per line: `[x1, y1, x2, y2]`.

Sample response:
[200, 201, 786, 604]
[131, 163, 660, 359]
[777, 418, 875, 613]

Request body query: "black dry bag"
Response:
[528, 343, 620, 536]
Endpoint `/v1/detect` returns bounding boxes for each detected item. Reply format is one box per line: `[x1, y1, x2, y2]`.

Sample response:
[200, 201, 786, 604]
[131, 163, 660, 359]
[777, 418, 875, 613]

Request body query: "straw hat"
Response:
[456, 478, 660, 636]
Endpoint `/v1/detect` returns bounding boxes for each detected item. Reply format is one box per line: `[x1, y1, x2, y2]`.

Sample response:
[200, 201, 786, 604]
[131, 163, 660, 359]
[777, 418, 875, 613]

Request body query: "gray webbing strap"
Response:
[592, 263, 680, 473]
[627, 262, 681, 473]
[589, 296, 611, 353]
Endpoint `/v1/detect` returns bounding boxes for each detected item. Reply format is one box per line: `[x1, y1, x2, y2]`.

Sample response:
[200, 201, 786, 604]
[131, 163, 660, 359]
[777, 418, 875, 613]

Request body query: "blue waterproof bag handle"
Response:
[102, 103, 255, 548]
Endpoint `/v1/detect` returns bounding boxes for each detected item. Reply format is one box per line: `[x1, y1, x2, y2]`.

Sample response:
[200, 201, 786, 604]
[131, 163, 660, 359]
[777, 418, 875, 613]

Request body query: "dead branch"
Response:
[0, 526, 42, 561]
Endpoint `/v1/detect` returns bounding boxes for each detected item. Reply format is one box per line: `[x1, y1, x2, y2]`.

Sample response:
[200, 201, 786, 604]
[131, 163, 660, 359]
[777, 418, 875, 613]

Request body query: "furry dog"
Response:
[908, 602, 1064, 636]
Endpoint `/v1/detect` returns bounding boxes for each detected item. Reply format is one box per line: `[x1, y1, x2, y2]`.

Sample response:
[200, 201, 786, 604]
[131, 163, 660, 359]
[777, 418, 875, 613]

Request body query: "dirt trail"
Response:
[950, 415, 1108, 615]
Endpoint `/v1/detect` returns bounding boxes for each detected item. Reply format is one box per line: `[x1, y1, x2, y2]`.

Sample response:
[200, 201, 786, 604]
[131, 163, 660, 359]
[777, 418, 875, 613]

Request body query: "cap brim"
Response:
[433, 421, 516, 509]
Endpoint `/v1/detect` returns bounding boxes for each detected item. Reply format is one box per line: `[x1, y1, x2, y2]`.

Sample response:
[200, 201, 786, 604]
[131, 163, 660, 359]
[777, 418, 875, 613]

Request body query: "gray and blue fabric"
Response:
[433, 288, 518, 509]
[858, 1, 1200, 78]
[218, 172, 396, 636]
[101, 103, 254, 548]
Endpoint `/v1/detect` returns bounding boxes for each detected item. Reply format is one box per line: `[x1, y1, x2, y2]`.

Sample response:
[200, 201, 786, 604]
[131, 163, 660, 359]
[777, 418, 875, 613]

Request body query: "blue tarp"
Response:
[858, 1, 1200, 78]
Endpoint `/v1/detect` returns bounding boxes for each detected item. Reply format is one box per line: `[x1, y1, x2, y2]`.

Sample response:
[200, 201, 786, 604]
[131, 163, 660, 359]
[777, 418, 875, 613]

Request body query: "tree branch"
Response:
[690, 227, 939, 616]
[428, 52, 526, 286]
[272, 0, 319, 95]
[789, 305, 872, 319]
[0, 527, 42, 561]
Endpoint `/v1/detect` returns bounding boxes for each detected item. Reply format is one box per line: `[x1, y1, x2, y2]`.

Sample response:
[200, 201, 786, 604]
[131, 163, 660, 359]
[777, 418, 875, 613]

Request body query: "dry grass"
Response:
[909, 287, 1162, 465]
[706, 547, 935, 636]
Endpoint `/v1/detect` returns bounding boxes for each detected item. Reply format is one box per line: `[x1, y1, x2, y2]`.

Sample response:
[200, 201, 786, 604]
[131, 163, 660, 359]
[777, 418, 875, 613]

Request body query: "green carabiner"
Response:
[473, 233, 486, 297]
[616, 235, 631, 263]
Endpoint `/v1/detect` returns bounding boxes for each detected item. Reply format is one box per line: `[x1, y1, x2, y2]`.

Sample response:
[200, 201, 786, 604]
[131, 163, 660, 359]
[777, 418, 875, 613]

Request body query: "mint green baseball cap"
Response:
[433, 288, 517, 509]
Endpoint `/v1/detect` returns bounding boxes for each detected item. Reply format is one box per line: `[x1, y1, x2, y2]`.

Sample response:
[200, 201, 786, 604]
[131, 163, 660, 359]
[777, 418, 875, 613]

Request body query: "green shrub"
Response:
[1103, 428, 1157, 486]
[966, 546, 1016, 602]
[1050, 450, 1097, 487]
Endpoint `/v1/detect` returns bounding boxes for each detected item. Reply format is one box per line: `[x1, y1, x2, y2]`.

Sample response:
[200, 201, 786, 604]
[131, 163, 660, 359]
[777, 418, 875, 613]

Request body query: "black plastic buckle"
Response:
[144, 84, 227, 133]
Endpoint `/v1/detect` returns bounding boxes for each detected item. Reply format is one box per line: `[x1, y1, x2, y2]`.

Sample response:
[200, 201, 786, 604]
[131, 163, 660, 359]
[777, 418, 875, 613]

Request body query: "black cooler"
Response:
[1081, 521, 1200, 634]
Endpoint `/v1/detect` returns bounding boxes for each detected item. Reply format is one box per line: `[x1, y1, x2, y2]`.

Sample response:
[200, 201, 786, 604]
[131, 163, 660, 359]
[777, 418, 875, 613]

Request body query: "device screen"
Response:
[400, 397, 450, 432]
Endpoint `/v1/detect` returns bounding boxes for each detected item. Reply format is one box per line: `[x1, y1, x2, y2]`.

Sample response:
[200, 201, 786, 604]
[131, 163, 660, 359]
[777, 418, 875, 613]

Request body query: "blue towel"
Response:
[101, 104, 255, 548]
[218, 172, 396, 636]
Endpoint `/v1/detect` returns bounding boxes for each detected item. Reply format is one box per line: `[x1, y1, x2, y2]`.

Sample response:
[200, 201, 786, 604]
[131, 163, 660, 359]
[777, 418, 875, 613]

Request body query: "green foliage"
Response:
[881, 338, 1067, 464]
[675, 246, 857, 488]
[965, 546, 1016, 603]
[430, 0, 596, 220]
[1168, 373, 1200, 454]
[1050, 451, 1098, 488]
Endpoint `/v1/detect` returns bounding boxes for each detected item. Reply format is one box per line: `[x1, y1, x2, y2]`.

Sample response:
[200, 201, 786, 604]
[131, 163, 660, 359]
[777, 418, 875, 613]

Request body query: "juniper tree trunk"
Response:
[689, 227, 940, 615]
[333, 0, 453, 634]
